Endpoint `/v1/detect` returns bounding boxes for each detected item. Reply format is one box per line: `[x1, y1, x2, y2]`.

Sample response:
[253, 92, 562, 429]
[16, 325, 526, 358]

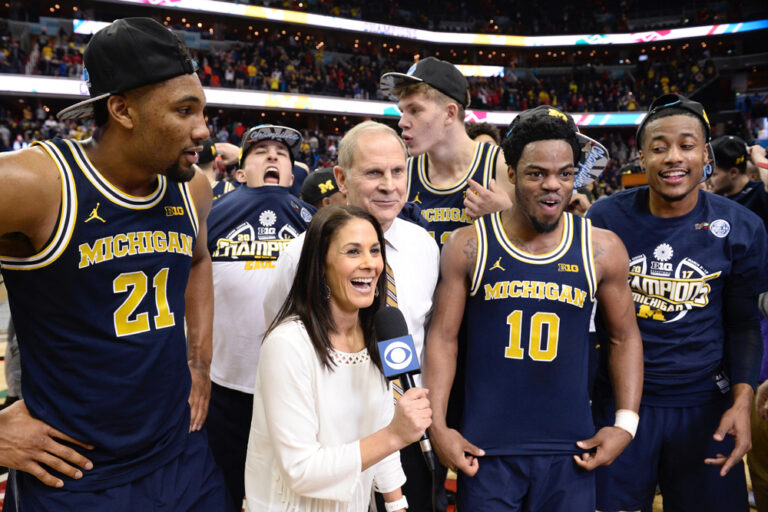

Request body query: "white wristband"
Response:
[614, 409, 639, 438]
[384, 496, 408, 512]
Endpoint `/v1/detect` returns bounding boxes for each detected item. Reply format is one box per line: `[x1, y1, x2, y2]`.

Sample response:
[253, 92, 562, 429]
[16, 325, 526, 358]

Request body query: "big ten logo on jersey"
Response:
[627, 245, 721, 323]
[557, 263, 579, 273]
[165, 206, 184, 216]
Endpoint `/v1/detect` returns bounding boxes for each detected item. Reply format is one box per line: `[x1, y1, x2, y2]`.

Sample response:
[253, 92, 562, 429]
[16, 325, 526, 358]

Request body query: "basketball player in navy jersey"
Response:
[206, 124, 315, 511]
[380, 57, 512, 249]
[587, 94, 768, 512]
[0, 18, 226, 510]
[424, 107, 643, 511]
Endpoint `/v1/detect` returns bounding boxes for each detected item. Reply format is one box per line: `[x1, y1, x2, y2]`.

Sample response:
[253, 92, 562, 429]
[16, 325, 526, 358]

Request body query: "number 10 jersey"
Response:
[464, 211, 597, 455]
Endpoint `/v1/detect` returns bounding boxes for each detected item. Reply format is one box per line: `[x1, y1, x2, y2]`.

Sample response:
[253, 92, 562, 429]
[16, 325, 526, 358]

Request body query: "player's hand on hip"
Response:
[0, 400, 94, 487]
[574, 426, 632, 471]
[429, 425, 485, 477]
[705, 401, 752, 476]
[464, 179, 512, 220]
[188, 363, 211, 432]
[389, 387, 432, 445]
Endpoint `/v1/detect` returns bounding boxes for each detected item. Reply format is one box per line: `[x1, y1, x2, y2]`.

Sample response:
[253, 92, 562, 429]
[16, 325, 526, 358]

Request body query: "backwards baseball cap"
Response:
[301, 168, 340, 205]
[636, 93, 711, 143]
[58, 17, 198, 121]
[711, 135, 749, 170]
[505, 106, 610, 188]
[380, 57, 470, 108]
[635, 93, 714, 179]
[197, 138, 217, 165]
[239, 124, 302, 168]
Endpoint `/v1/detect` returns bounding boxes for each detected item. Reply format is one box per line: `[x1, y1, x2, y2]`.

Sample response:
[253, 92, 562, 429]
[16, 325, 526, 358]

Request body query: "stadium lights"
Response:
[0, 74, 647, 128]
[83, 0, 768, 47]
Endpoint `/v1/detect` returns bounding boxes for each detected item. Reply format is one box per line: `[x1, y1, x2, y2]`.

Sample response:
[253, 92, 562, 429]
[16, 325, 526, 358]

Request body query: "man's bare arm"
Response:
[423, 225, 485, 476]
[0, 147, 62, 257]
[185, 169, 214, 432]
[0, 147, 95, 485]
[575, 227, 643, 470]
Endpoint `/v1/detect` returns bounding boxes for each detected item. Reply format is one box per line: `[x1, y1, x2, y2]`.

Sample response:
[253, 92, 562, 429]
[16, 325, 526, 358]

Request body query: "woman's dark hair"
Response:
[267, 205, 387, 373]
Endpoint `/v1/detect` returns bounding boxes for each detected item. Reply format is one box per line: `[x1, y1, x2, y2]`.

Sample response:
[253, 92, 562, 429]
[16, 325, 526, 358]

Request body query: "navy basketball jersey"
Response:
[406, 142, 499, 248]
[212, 179, 239, 201]
[0, 139, 199, 490]
[463, 212, 597, 455]
[207, 186, 314, 393]
[588, 187, 768, 406]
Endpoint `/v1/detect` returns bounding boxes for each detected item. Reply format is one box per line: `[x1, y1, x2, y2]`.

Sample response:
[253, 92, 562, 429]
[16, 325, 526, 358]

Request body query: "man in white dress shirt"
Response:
[264, 120, 440, 511]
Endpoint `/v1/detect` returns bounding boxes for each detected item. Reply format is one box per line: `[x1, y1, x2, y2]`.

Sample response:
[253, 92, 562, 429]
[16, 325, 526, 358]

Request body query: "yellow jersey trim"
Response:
[469, 217, 488, 297]
[492, 211, 573, 264]
[67, 139, 166, 210]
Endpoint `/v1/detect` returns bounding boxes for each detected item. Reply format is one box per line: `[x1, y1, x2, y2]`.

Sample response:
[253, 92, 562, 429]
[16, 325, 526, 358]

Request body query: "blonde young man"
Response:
[381, 58, 513, 249]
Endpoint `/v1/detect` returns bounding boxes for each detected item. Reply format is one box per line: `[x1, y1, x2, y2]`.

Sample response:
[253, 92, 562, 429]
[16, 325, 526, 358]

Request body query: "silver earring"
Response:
[325, 284, 331, 300]
[374, 287, 379, 297]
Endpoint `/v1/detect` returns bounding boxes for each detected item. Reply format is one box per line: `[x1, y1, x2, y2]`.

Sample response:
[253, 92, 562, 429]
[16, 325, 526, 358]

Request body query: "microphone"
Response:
[375, 307, 436, 472]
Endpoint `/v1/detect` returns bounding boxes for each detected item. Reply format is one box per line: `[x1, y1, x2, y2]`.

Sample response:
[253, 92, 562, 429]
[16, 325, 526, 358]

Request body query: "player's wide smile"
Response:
[537, 194, 562, 214]
[658, 167, 688, 185]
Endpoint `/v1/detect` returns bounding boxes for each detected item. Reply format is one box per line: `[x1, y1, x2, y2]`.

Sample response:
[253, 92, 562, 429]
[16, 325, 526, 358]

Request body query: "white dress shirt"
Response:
[263, 217, 440, 375]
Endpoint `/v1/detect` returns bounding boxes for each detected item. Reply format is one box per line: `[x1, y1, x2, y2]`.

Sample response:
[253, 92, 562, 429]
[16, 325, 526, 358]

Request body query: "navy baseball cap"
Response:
[301, 168, 340, 204]
[58, 17, 198, 121]
[636, 93, 711, 143]
[711, 135, 748, 170]
[505, 106, 610, 188]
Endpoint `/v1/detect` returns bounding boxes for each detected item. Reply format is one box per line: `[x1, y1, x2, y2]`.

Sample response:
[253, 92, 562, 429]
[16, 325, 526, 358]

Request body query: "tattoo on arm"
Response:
[463, 237, 477, 264]
[593, 239, 605, 262]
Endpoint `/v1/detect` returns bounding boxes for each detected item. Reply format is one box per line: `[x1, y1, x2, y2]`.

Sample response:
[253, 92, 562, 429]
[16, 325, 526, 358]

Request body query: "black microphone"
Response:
[375, 306, 436, 472]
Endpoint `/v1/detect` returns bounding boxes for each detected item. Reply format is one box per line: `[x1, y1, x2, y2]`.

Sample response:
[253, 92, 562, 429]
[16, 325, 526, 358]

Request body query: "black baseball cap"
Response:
[711, 135, 748, 170]
[197, 138, 217, 165]
[505, 106, 610, 188]
[58, 17, 198, 121]
[301, 168, 340, 205]
[380, 57, 470, 108]
[636, 93, 711, 144]
[239, 124, 302, 167]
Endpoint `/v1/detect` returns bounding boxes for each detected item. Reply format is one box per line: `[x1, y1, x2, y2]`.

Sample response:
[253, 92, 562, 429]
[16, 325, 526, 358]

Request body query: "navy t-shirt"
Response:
[588, 187, 768, 406]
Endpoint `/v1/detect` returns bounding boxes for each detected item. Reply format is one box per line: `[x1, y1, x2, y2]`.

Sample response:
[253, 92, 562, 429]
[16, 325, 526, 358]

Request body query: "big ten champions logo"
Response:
[628, 244, 720, 323]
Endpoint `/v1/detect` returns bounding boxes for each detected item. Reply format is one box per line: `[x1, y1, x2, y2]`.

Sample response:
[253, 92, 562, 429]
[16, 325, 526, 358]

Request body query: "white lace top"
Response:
[244, 319, 405, 511]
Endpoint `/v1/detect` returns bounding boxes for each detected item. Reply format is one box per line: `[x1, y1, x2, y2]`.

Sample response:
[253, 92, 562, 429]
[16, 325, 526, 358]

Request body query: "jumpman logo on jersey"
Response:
[412, 192, 422, 204]
[489, 257, 506, 272]
[85, 203, 106, 223]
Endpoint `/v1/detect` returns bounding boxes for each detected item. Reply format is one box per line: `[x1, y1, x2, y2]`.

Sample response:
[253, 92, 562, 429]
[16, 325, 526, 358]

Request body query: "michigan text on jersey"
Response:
[78, 231, 194, 268]
[421, 207, 472, 224]
[484, 280, 588, 308]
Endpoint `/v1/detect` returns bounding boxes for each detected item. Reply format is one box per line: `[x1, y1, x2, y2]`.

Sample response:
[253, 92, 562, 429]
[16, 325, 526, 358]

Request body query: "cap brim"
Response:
[380, 72, 423, 101]
[574, 133, 609, 188]
[57, 93, 110, 121]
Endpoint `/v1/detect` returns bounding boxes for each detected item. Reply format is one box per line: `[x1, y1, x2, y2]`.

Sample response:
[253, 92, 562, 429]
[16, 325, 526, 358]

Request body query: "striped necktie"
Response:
[385, 263, 404, 401]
